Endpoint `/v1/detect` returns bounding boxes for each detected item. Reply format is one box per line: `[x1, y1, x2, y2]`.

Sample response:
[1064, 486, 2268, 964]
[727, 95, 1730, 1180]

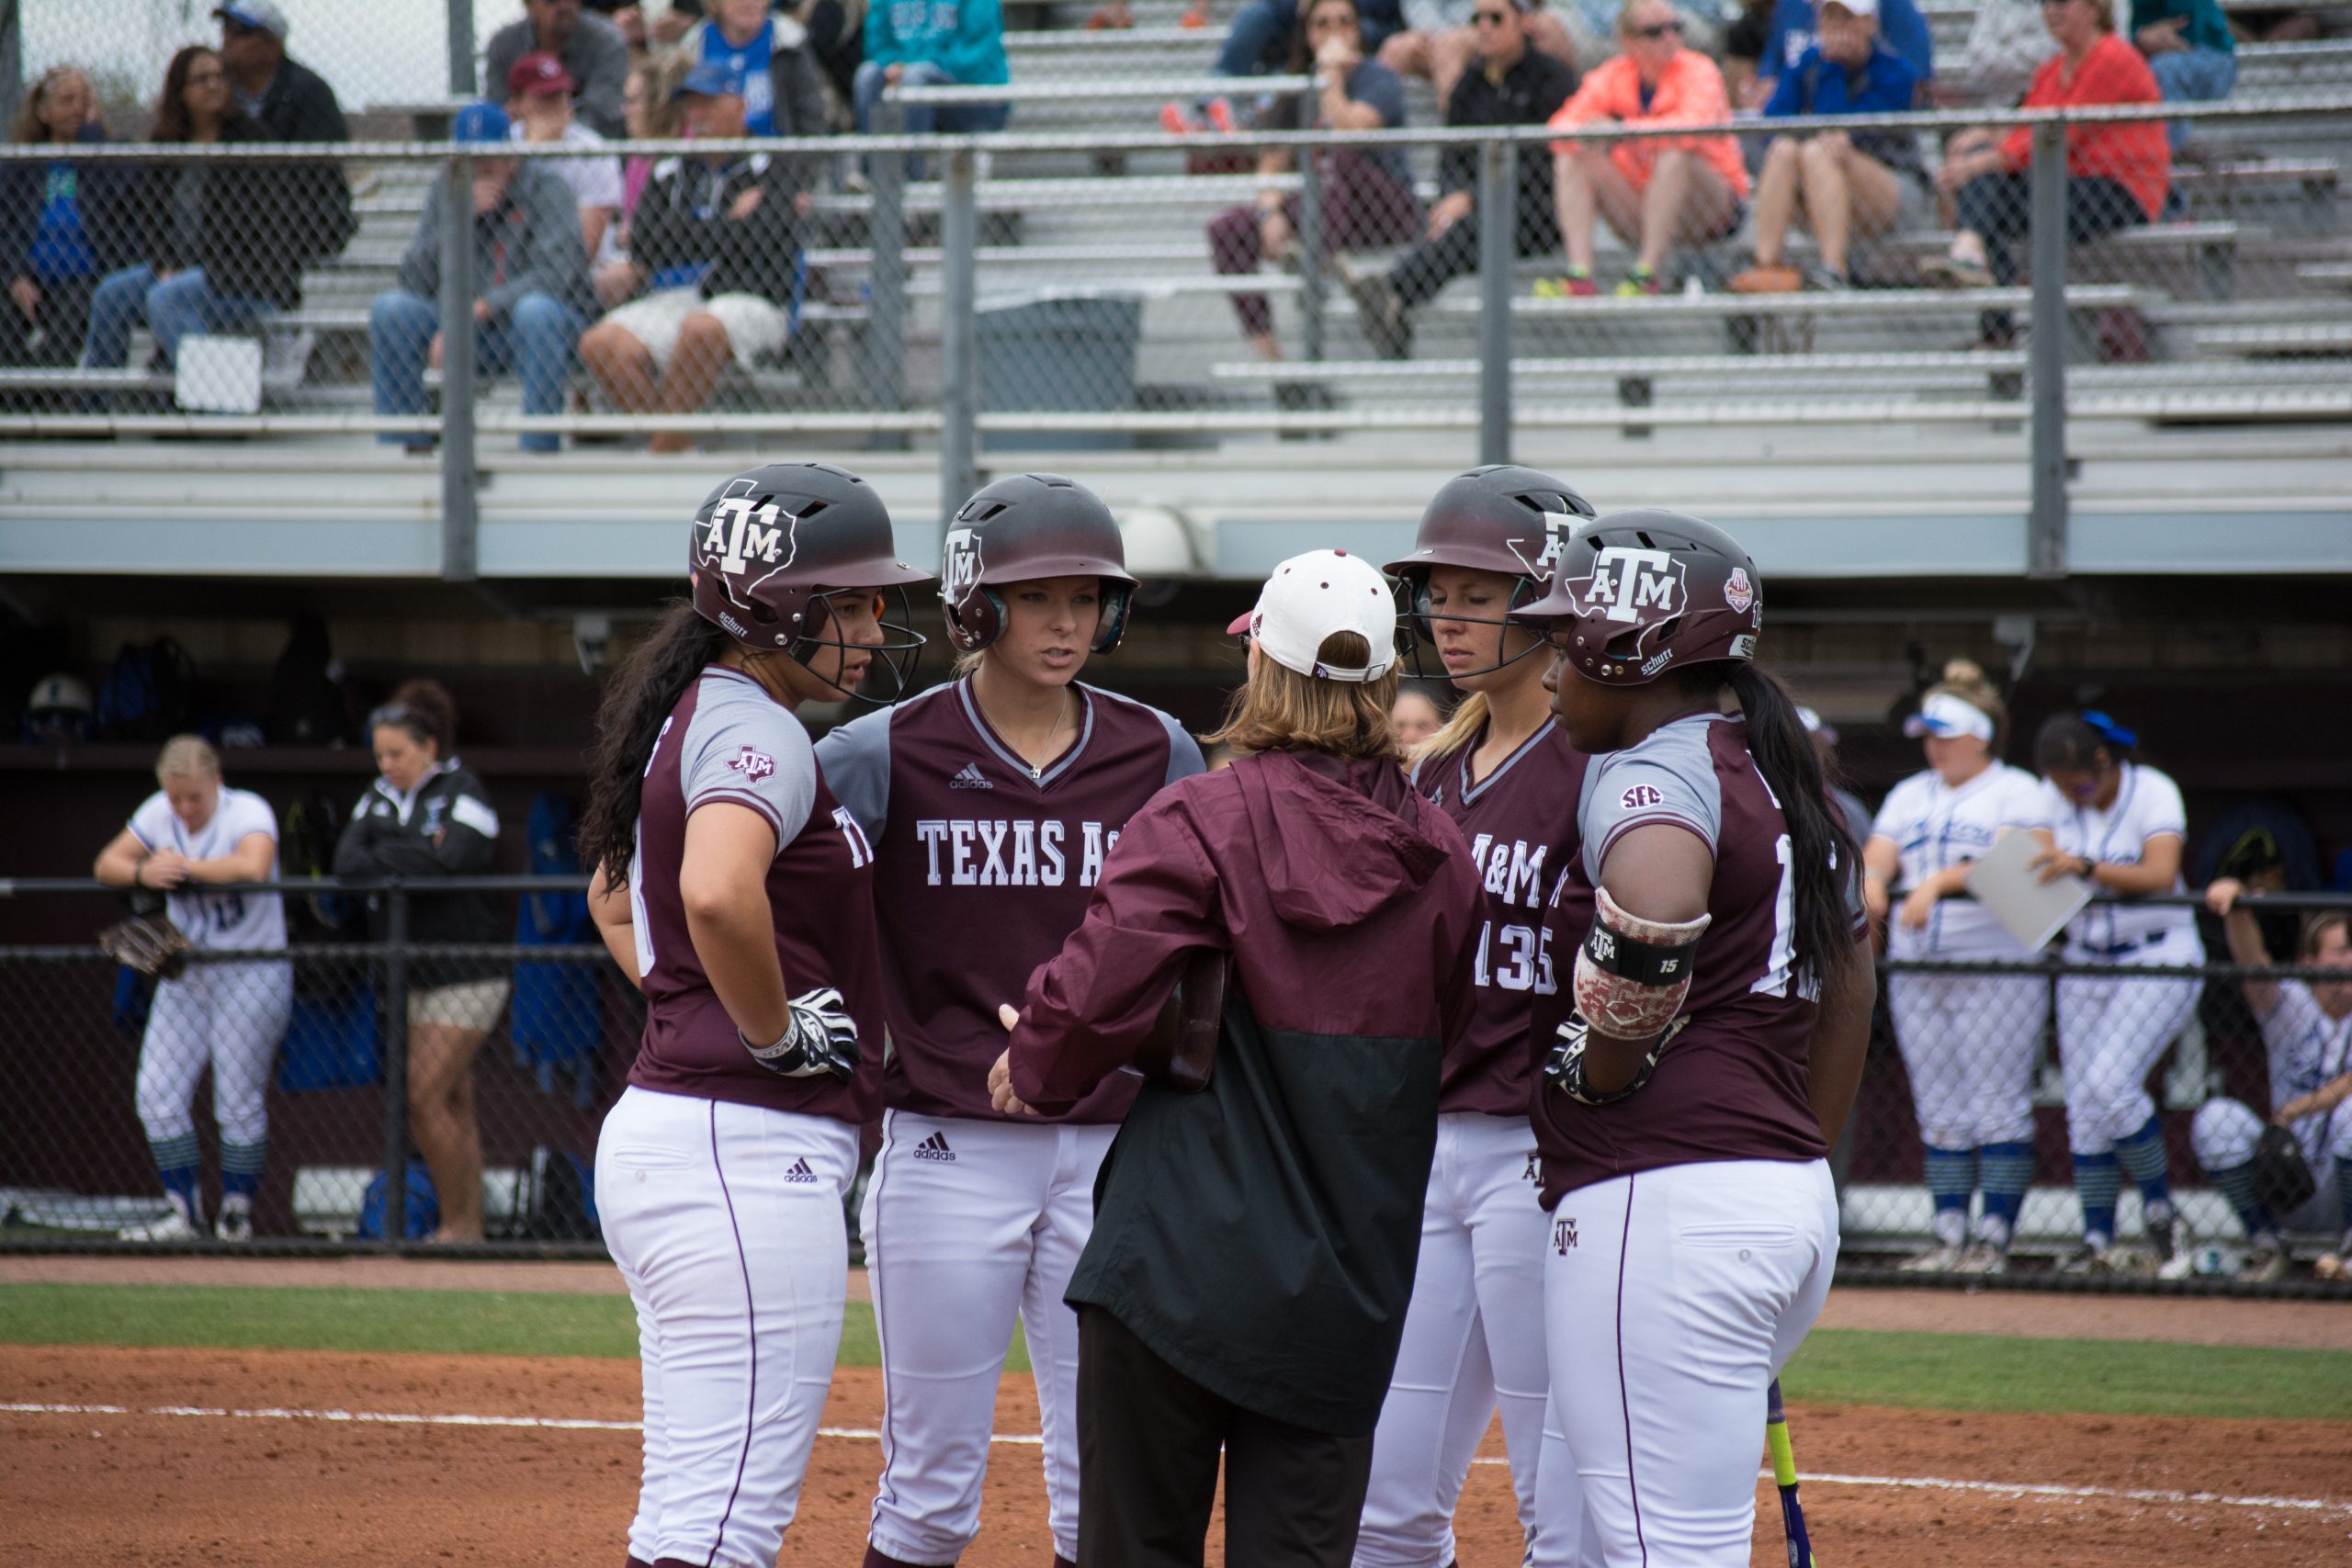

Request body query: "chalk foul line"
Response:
[6, 1402, 2345, 1516]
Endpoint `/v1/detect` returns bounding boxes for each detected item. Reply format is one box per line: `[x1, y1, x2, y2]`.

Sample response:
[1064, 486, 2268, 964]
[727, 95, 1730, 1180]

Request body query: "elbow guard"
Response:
[1572, 885, 1710, 1040]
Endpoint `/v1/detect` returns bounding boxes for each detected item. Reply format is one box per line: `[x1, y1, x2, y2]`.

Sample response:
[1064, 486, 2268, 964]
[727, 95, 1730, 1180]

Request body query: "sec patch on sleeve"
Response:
[1621, 784, 1664, 811]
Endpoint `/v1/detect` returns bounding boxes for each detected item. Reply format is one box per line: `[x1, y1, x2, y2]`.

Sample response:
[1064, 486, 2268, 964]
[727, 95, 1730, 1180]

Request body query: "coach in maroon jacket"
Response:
[989, 548, 1484, 1568]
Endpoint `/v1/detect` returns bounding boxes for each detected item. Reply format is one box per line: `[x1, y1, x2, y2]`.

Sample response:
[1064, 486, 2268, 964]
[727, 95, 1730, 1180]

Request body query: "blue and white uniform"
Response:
[2191, 979, 2352, 1242]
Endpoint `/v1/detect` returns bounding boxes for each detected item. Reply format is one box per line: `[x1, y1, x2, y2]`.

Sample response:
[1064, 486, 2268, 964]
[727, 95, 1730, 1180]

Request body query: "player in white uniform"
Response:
[1862, 661, 2057, 1274]
[817, 475, 1204, 1568]
[579, 462, 930, 1568]
[2188, 886, 2352, 1281]
[2030, 711, 2204, 1273]
[93, 736, 289, 1243]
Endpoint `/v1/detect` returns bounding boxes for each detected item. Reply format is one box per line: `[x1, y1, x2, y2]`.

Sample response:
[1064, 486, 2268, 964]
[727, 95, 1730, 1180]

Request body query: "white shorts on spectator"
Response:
[602, 288, 787, 372]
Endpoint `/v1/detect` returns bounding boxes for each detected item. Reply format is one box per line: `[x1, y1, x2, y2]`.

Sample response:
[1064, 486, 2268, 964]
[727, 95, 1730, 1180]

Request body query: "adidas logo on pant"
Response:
[783, 1157, 819, 1184]
[914, 1131, 957, 1163]
[949, 762, 993, 790]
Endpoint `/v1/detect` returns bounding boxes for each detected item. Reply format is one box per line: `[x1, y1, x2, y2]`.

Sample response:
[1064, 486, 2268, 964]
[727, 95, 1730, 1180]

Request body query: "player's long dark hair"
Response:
[580, 602, 730, 883]
[1685, 660, 1860, 998]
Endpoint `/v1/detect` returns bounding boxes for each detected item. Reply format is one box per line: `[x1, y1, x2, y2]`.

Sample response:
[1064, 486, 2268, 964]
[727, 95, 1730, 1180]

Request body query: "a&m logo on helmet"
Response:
[1569, 546, 1687, 625]
[943, 525, 985, 611]
[698, 479, 799, 608]
[1506, 510, 1580, 584]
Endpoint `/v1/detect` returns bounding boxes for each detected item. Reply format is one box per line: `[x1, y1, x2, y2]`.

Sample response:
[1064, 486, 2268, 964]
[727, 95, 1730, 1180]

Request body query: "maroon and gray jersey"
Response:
[626, 665, 888, 1124]
[1533, 713, 1857, 1205]
[1411, 719, 1589, 1117]
[816, 676, 1204, 1122]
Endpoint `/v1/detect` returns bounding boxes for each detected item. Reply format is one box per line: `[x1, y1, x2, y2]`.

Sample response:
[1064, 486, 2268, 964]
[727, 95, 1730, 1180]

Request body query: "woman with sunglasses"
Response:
[2030, 709, 2204, 1275]
[1355, 465, 1596, 1568]
[577, 461, 929, 1568]
[334, 678, 506, 1244]
[1540, 0, 1747, 298]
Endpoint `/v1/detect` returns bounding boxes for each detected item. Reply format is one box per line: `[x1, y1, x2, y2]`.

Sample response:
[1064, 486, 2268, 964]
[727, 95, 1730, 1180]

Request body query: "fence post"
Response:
[866, 102, 910, 448]
[379, 884, 412, 1255]
[2027, 118, 2068, 581]
[439, 152, 480, 582]
[1296, 124, 1326, 364]
[446, 0, 477, 96]
[938, 142, 980, 532]
[1476, 135, 1513, 468]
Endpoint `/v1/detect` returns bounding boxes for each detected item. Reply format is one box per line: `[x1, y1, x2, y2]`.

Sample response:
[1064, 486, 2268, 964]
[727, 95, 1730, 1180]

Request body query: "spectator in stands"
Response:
[682, 0, 834, 141]
[578, 62, 807, 454]
[2130, 0, 2236, 152]
[1379, 0, 1580, 114]
[1944, 0, 2046, 106]
[1724, 0, 1779, 105]
[509, 53, 627, 278]
[1390, 682, 1449, 748]
[1540, 0, 1748, 297]
[95, 735, 290, 1245]
[3, 66, 130, 383]
[1923, 0, 2167, 347]
[369, 103, 594, 456]
[600, 53, 693, 309]
[80, 47, 311, 382]
[853, 0, 1012, 165]
[1208, 0, 1421, 370]
[215, 1, 356, 277]
[1729, 0, 1927, 294]
[1743, 0, 1933, 107]
[598, 0, 699, 62]
[336, 681, 506, 1246]
[487, 0, 634, 137]
[2191, 885, 2352, 1282]
[1338, 0, 1575, 358]
[1206, 0, 1408, 90]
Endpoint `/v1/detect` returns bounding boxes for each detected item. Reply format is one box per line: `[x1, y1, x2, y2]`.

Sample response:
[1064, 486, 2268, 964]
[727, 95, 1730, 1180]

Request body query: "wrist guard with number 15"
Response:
[1572, 885, 1710, 1040]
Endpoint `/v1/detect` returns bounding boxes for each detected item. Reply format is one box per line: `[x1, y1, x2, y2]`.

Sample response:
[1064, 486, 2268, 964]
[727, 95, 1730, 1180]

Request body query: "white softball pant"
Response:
[135, 959, 292, 1147]
[861, 1109, 1114, 1566]
[2059, 928, 2205, 1154]
[1357, 1111, 1583, 1568]
[1887, 969, 2047, 1148]
[596, 1086, 857, 1568]
[2192, 1097, 2349, 1235]
[1543, 1158, 1838, 1568]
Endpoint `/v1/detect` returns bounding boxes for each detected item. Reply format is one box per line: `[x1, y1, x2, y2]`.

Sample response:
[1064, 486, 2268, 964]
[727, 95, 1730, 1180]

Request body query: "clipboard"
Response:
[1962, 828, 2088, 952]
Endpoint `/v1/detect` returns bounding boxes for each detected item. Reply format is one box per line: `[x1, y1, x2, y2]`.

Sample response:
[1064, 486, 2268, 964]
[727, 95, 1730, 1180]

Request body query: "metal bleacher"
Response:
[3, 0, 2348, 586]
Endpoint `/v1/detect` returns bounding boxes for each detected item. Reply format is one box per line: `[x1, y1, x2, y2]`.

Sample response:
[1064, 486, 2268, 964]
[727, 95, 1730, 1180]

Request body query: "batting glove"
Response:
[741, 987, 861, 1082]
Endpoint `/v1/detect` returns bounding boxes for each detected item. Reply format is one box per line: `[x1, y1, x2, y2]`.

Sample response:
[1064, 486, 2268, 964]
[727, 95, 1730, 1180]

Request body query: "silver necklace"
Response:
[977, 684, 1075, 780]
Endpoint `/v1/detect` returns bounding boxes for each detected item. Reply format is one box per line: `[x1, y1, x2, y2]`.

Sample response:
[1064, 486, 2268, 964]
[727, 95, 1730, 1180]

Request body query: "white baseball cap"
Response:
[1903, 691, 1996, 742]
[1226, 548, 1399, 682]
[1818, 0, 1878, 17]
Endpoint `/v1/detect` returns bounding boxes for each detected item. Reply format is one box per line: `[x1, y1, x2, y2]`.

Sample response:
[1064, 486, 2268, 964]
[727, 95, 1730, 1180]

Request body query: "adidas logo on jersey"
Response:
[783, 1157, 819, 1185]
[914, 1132, 957, 1163]
[949, 762, 993, 790]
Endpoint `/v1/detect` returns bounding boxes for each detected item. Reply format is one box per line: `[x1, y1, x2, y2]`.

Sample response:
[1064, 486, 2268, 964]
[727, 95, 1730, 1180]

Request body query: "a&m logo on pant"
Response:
[1554, 1217, 1577, 1254]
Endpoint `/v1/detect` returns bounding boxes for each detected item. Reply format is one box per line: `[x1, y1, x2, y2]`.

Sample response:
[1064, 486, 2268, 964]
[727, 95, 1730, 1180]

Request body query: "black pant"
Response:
[1390, 185, 1564, 310]
[1953, 171, 2145, 340]
[1076, 1306, 1375, 1568]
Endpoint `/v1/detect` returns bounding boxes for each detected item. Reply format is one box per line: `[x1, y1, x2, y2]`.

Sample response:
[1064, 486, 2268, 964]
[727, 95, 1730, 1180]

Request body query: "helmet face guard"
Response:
[941, 473, 1138, 657]
[795, 586, 931, 708]
[1523, 509, 1763, 687]
[1385, 465, 1596, 683]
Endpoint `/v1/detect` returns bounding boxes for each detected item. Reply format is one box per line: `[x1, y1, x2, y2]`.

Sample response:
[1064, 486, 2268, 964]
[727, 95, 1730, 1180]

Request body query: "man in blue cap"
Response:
[368, 103, 595, 454]
[214, 2, 355, 286]
[577, 62, 803, 456]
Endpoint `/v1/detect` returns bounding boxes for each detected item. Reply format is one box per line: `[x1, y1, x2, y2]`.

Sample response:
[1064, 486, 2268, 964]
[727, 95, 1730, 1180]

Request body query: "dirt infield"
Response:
[6, 1342, 2349, 1567]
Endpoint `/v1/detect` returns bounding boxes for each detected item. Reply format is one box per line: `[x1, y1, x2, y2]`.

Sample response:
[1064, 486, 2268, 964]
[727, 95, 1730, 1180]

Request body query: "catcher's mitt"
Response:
[97, 913, 192, 982]
[2250, 1122, 2317, 1216]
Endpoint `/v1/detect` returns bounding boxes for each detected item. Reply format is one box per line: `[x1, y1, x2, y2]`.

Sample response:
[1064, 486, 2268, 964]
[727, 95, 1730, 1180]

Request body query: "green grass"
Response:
[3, 1285, 2340, 1421]
[1781, 1328, 2352, 1423]
[0, 1283, 1033, 1372]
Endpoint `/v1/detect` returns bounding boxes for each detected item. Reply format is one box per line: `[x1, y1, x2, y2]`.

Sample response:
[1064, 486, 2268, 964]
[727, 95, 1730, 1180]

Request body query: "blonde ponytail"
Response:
[1413, 690, 1491, 766]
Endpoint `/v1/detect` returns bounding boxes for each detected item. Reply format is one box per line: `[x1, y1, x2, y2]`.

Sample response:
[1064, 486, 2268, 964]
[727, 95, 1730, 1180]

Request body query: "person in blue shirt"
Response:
[3, 66, 130, 380]
[1743, 0, 1931, 106]
[854, 0, 1012, 167]
[1730, 0, 1928, 291]
[2131, 0, 2234, 150]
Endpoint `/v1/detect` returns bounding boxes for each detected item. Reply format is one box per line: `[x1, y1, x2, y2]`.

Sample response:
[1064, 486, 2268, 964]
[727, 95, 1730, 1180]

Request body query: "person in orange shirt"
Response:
[1540, 0, 1748, 296]
[1923, 0, 2168, 345]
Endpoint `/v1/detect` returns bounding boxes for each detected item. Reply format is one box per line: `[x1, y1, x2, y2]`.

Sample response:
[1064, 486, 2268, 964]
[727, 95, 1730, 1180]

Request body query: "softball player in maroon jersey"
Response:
[816, 473, 1204, 1568]
[1356, 466, 1595, 1568]
[1523, 511, 1873, 1567]
[577, 462, 929, 1568]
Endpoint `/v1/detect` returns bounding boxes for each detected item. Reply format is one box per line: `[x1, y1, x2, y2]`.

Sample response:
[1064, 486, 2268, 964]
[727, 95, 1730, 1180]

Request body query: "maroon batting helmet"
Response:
[687, 461, 933, 700]
[940, 472, 1138, 655]
[1521, 509, 1762, 685]
[1385, 465, 1596, 680]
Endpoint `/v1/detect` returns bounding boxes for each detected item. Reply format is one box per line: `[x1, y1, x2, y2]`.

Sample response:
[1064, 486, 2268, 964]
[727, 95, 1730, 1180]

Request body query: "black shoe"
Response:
[2148, 1212, 2177, 1263]
[1337, 254, 1411, 361]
